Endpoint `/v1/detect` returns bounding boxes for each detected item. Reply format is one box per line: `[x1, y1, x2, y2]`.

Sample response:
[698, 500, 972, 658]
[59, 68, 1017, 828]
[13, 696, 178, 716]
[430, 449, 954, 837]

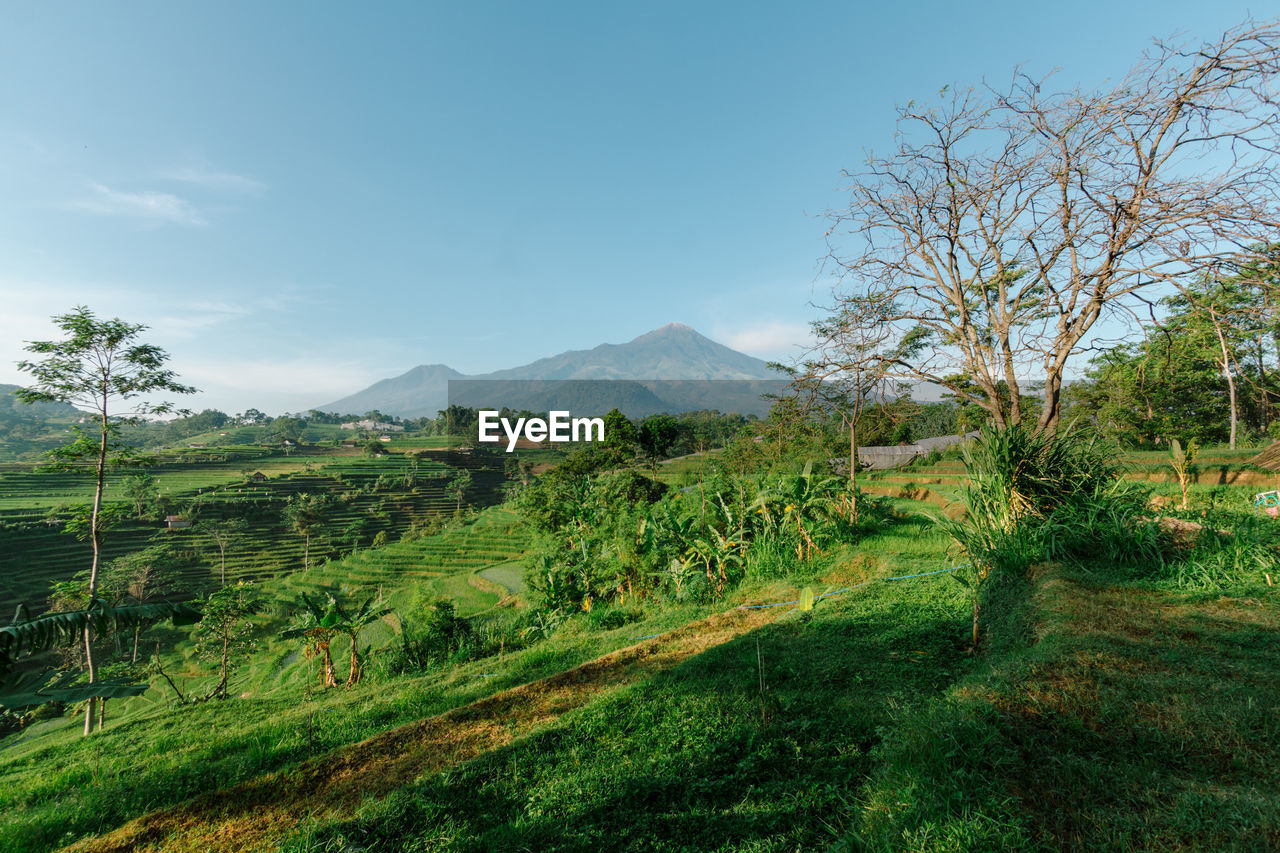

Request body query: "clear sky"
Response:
[0, 1, 1266, 414]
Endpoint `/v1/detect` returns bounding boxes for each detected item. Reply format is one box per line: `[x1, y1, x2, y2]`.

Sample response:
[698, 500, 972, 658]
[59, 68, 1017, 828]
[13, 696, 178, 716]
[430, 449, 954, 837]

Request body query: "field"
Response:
[0, 503, 978, 852]
[0, 445, 509, 617]
[2, 446, 1278, 852]
[860, 445, 1280, 516]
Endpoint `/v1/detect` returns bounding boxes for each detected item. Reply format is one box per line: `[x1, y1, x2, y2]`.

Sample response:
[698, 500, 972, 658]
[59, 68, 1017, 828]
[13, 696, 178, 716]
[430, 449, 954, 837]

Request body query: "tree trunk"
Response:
[84, 395, 109, 737]
[1212, 314, 1239, 449]
[220, 545, 227, 587]
[346, 634, 360, 688]
[219, 635, 230, 698]
[848, 415, 858, 522]
[321, 643, 337, 688]
[132, 624, 140, 664]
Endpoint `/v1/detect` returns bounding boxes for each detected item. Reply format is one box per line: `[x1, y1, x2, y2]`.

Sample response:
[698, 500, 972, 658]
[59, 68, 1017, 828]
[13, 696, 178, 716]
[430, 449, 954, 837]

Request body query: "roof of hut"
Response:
[1249, 442, 1280, 471]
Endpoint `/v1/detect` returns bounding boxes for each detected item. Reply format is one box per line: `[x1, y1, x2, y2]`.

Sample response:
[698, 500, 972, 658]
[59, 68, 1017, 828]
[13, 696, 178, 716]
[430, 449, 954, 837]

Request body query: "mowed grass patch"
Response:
[849, 564, 1280, 853]
[58, 603, 805, 853]
[0, 598, 707, 853]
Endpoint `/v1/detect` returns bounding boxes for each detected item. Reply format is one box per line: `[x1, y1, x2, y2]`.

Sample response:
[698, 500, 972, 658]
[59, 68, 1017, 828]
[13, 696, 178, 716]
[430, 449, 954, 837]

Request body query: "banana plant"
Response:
[750, 461, 842, 560]
[327, 596, 390, 687]
[280, 593, 342, 689]
[1, 599, 201, 710]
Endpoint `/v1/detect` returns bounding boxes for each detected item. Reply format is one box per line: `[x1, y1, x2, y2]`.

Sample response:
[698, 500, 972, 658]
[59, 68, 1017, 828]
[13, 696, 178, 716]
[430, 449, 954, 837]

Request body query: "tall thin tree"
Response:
[16, 306, 195, 735]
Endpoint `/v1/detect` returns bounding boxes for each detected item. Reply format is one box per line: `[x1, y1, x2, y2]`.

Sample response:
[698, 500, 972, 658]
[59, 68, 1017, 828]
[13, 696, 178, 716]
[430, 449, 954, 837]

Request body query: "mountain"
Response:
[482, 323, 776, 381]
[0, 384, 82, 420]
[0, 384, 84, 460]
[314, 324, 784, 418]
[315, 364, 465, 419]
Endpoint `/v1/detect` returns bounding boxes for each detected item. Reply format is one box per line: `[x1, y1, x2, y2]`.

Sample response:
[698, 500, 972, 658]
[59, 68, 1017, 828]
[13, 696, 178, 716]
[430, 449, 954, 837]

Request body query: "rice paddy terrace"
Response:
[0, 445, 511, 617]
[860, 445, 1280, 514]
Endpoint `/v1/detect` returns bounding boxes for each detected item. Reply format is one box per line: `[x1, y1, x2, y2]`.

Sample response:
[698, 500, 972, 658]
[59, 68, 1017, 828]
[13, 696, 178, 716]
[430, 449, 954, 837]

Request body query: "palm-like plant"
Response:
[329, 596, 390, 687]
[683, 528, 744, 594]
[2, 600, 200, 711]
[750, 461, 843, 560]
[1169, 438, 1199, 510]
[280, 593, 342, 689]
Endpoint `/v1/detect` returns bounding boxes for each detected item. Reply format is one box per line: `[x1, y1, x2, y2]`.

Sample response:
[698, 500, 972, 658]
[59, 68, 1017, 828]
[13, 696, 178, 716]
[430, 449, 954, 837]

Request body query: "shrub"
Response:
[378, 600, 475, 675]
[586, 606, 643, 631]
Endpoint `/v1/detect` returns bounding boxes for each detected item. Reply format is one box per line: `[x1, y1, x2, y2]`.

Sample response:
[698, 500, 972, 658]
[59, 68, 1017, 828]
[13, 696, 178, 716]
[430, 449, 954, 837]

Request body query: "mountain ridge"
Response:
[315, 324, 782, 418]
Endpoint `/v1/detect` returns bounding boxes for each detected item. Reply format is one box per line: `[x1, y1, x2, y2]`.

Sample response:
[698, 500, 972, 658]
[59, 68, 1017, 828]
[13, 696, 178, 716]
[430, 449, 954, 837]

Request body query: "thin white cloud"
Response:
[171, 356, 384, 415]
[160, 167, 263, 194]
[717, 321, 813, 358]
[69, 183, 207, 226]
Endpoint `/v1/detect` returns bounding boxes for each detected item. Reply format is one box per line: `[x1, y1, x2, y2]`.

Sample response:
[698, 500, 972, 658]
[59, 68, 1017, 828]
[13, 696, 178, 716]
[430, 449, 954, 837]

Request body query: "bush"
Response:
[378, 600, 475, 675]
[1160, 511, 1280, 591]
[585, 606, 643, 631]
[944, 424, 1169, 643]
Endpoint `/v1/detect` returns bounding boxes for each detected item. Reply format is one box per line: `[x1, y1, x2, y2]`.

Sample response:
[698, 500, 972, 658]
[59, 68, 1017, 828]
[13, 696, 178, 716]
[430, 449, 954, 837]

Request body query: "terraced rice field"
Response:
[0, 447, 512, 617]
[860, 446, 1279, 514]
[271, 507, 532, 617]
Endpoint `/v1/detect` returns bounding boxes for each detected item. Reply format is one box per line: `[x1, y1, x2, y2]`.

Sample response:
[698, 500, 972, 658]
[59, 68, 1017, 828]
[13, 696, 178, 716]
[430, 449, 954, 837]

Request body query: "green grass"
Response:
[849, 563, 1280, 852]
[4, 443, 1280, 852]
[281, 565, 972, 851]
[0, 508, 972, 852]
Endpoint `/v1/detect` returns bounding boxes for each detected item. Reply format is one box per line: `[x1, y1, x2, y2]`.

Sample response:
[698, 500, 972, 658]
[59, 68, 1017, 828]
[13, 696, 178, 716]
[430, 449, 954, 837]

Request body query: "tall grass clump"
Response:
[1160, 509, 1280, 591]
[944, 423, 1163, 644]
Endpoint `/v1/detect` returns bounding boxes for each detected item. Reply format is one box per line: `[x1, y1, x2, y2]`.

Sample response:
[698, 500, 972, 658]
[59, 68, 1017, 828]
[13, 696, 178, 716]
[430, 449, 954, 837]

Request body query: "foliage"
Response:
[943, 423, 1164, 644]
[380, 599, 475, 675]
[0, 599, 201, 709]
[193, 583, 262, 699]
[1169, 438, 1199, 510]
[523, 449, 886, 612]
[15, 305, 196, 735]
[280, 592, 343, 689]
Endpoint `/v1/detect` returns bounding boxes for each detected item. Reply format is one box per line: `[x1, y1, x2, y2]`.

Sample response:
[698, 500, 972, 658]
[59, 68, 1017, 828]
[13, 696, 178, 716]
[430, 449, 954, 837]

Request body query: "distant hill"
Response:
[313, 364, 465, 420]
[315, 324, 785, 418]
[0, 384, 81, 420]
[0, 384, 84, 460]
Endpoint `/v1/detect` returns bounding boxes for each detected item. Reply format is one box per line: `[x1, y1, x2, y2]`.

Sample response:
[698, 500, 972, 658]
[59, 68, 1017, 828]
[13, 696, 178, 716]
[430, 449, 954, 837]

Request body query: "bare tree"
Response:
[790, 291, 908, 520]
[824, 20, 1280, 432]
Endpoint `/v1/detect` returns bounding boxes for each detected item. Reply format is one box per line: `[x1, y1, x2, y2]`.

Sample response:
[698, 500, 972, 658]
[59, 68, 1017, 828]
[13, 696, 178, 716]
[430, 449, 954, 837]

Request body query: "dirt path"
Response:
[63, 604, 782, 853]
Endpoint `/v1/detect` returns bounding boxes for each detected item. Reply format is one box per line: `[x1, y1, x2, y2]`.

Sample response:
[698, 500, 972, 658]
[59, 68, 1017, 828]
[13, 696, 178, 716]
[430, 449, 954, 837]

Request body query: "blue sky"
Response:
[0, 1, 1265, 414]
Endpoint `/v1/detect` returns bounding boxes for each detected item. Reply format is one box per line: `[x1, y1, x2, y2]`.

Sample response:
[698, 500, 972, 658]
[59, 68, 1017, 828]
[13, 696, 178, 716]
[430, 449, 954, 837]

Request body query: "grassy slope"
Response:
[852, 563, 1280, 852]
[1, 507, 973, 853]
[4, 449, 1278, 852]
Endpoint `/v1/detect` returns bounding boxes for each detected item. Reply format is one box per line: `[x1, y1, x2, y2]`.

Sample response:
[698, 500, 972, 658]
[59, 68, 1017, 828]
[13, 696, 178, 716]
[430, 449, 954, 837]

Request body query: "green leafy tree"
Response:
[120, 473, 160, 520]
[193, 582, 261, 699]
[448, 468, 473, 511]
[15, 306, 195, 735]
[602, 408, 639, 455]
[103, 544, 185, 662]
[639, 415, 679, 459]
[201, 516, 249, 586]
[284, 493, 329, 571]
